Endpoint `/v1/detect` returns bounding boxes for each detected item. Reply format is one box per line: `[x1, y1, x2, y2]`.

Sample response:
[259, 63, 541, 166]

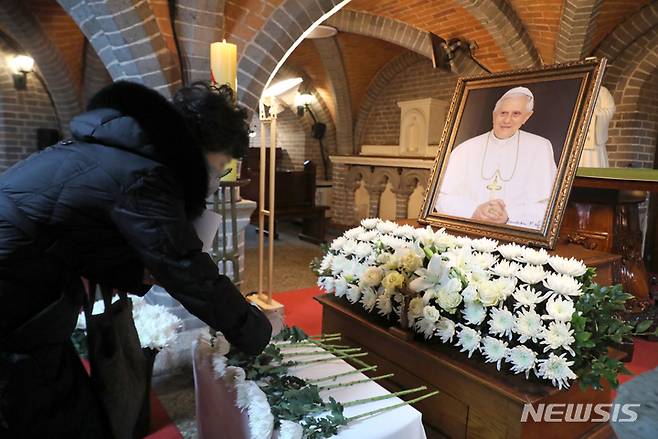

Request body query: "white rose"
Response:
[437, 289, 462, 312]
[360, 266, 384, 287]
[408, 297, 425, 320]
[422, 305, 441, 323]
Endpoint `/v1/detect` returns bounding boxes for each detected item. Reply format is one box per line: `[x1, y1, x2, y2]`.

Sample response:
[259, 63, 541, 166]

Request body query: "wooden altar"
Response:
[318, 239, 620, 438]
[318, 294, 615, 439]
[561, 168, 658, 304]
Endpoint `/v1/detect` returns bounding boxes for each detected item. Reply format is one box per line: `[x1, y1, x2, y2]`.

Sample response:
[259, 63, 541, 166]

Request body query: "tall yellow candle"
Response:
[210, 39, 237, 92]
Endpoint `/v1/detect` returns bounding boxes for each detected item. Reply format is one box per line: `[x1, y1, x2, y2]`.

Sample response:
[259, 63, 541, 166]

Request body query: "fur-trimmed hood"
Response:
[70, 81, 209, 218]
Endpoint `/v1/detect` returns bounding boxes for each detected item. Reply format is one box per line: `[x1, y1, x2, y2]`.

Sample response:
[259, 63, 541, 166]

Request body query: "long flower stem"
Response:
[318, 373, 394, 391]
[306, 366, 378, 383]
[346, 391, 439, 422]
[278, 343, 351, 350]
[343, 386, 427, 408]
[310, 332, 341, 339]
[284, 348, 361, 358]
[293, 352, 368, 366]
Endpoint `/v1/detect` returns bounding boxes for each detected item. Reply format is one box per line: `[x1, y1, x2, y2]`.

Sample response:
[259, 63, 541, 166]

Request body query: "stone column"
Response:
[393, 185, 415, 219]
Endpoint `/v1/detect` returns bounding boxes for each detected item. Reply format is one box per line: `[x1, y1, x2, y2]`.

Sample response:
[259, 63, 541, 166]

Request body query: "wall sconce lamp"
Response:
[295, 91, 329, 178]
[9, 55, 35, 90]
[429, 34, 490, 73]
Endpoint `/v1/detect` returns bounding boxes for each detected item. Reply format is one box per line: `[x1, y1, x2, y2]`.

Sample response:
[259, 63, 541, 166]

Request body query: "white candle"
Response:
[210, 39, 237, 92]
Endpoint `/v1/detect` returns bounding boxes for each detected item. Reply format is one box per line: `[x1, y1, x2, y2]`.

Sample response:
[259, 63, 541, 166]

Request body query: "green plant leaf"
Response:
[636, 320, 653, 333]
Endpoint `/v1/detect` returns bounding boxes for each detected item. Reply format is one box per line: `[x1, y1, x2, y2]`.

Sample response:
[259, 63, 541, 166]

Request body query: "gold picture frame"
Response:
[419, 58, 607, 249]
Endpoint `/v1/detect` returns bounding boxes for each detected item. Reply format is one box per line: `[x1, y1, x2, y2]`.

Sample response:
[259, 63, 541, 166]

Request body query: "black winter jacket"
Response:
[0, 82, 271, 355]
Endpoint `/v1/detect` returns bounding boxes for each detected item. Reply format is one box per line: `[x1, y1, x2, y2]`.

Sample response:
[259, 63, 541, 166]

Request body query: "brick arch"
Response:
[400, 169, 430, 193]
[554, 0, 604, 62]
[453, 0, 541, 68]
[236, 0, 353, 114]
[368, 168, 400, 191]
[0, 0, 81, 133]
[604, 27, 658, 168]
[595, 2, 658, 65]
[57, 0, 181, 97]
[354, 51, 427, 149]
[326, 9, 432, 58]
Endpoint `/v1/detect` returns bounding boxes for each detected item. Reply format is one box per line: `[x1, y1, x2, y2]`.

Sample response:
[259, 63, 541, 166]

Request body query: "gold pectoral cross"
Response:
[486, 170, 503, 200]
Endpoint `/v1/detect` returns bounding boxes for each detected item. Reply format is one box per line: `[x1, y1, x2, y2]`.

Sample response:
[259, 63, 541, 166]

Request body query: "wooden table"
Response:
[317, 294, 615, 439]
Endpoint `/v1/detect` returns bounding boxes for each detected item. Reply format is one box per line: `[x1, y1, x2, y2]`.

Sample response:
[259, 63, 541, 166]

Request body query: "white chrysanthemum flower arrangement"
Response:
[313, 218, 645, 391]
[76, 294, 182, 351]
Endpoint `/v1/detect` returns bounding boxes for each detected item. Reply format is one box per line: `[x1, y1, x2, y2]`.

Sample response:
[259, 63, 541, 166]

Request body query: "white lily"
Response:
[409, 254, 450, 292]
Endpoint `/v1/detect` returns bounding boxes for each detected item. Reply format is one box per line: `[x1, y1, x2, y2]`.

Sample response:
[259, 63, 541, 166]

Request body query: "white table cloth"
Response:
[193, 338, 427, 439]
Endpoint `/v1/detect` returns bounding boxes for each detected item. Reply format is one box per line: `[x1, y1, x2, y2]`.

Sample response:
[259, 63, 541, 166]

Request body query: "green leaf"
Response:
[636, 320, 653, 333]
[575, 331, 592, 343]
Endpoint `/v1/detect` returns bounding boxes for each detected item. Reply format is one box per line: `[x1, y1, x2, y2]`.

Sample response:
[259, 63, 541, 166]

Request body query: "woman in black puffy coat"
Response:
[0, 81, 272, 437]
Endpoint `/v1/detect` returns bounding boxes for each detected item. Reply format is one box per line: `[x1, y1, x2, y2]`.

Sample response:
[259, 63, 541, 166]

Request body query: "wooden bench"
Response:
[241, 159, 328, 244]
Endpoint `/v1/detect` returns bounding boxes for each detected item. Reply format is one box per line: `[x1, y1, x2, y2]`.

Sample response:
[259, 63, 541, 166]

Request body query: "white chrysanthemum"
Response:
[344, 226, 365, 240]
[409, 254, 450, 292]
[481, 337, 508, 370]
[490, 260, 521, 277]
[341, 239, 359, 256]
[360, 218, 380, 229]
[360, 288, 378, 312]
[455, 326, 481, 358]
[515, 247, 550, 265]
[543, 297, 576, 322]
[414, 316, 437, 339]
[408, 297, 425, 322]
[548, 255, 587, 277]
[360, 266, 384, 287]
[454, 235, 472, 247]
[489, 306, 515, 340]
[422, 305, 441, 323]
[462, 301, 486, 325]
[543, 274, 583, 297]
[472, 252, 498, 270]
[330, 236, 347, 252]
[376, 291, 394, 316]
[497, 243, 524, 260]
[340, 260, 366, 282]
[435, 317, 456, 343]
[334, 278, 348, 297]
[318, 254, 333, 273]
[393, 224, 416, 240]
[132, 301, 182, 350]
[506, 345, 538, 378]
[330, 255, 348, 275]
[444, 245, 474, 274]
[516, 264, 547, 284]
[514, 309, 544, 343]
[461, 284, 478, 302]
[222, 366, 248, 408]
[278, 420, 304, 439]
[317, 276, 335, 294]
[376, 220, 398, 234]
[512, 285, 545, 309]
[357, 229, 379, 243]
[434, 230, 458, 250]
[354, 242, 374, 259]
[378, 235, 408, 251]
[346, 285, 362, 304]
[537, 353, 577, 390]
[471, 237, 499, 253]
[211, 355, 227, 378]
[542, 321, 575, 355]
[437, 288, 463, 313]
[245, 382, 274, 439]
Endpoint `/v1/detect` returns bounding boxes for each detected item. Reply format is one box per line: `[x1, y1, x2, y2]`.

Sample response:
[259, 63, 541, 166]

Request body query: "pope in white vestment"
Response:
[435, 87, 557, 229]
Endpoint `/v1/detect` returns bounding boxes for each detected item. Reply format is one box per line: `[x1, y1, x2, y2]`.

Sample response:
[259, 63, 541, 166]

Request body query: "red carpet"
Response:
[278, 287, 658, 393]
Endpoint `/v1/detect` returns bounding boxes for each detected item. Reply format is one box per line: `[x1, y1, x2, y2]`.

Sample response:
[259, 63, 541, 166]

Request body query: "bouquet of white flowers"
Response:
[315, 218, 656, 390]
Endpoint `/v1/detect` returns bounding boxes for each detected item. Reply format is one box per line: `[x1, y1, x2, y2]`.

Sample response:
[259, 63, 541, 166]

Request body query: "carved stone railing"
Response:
[330, 154, 434, 226]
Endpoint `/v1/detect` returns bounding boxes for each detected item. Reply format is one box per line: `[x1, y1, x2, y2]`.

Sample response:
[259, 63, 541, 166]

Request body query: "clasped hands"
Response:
[472, 199, 508, 224]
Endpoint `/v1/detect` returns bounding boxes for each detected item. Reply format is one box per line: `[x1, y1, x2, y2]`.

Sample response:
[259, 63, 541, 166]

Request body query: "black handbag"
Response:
[83, 283, 150, 439]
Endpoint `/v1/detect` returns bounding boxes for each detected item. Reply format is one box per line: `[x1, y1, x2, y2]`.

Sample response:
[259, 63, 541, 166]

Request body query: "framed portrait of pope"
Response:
[419, 58, 607, 248]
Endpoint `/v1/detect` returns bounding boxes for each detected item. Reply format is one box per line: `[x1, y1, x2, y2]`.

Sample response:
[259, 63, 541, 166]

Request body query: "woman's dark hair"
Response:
[173, 82, 249, 158]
